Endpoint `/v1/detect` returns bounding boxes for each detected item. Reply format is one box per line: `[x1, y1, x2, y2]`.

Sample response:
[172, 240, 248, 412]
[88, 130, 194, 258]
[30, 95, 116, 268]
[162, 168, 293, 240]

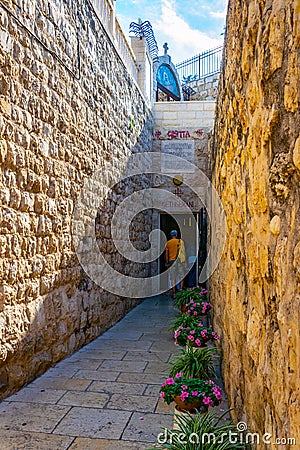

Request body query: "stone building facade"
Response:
[0, 0, 153, 399]
[211, 0, 300, 445]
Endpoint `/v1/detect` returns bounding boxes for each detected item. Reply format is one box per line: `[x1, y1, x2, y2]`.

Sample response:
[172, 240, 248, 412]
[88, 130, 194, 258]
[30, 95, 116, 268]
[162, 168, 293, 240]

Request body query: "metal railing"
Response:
[176, 45, 223, 83]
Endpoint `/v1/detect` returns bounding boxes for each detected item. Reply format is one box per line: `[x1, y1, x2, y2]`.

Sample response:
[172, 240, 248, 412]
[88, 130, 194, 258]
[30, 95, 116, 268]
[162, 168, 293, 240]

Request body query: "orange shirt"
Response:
[166, 238, 180, 262]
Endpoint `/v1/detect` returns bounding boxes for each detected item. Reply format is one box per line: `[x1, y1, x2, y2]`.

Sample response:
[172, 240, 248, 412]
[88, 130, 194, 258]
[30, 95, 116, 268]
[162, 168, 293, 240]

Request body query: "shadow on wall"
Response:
[0, 117, 155, 401]
[0, 0, 156, 400]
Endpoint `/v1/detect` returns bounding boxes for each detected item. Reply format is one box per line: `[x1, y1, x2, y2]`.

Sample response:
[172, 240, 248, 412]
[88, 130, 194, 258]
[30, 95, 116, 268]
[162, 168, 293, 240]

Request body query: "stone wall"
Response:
[153, 101, 215, 209]
[0, 0, 153, 399]
[184, 73, 220, 101]
[211, 0, 300, 446]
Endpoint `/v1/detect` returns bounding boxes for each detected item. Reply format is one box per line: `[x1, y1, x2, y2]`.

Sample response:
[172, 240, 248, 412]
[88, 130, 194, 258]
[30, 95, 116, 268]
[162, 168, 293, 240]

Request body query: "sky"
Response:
[116, 0, 228, 64]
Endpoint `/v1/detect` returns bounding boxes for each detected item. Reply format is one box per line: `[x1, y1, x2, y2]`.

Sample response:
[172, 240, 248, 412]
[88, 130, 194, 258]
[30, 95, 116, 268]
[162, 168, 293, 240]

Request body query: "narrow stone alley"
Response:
[1, 0, 299, 446]
[0, 295, 228, 449]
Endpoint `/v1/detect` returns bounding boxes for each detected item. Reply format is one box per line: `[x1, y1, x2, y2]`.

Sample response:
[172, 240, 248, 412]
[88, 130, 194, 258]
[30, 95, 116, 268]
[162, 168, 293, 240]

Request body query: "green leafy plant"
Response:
[148, 409, 249, 449]
[170, 313, 200, 332]
[169, 346, 217, 380]
[174, 324, 219, 348]
[174, 289, 193, 309]
[174, 287, 208, 310]
[160, 375, 222, 407]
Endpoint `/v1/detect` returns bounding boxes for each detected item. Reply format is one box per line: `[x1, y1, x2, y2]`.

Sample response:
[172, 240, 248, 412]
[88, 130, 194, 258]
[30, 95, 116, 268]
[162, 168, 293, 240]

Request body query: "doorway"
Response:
[159, 210, 207, 291]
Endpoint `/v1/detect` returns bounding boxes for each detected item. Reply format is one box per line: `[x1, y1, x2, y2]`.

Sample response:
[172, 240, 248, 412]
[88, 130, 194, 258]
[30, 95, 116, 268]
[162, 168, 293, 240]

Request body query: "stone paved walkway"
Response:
[0, 295, 229, 449]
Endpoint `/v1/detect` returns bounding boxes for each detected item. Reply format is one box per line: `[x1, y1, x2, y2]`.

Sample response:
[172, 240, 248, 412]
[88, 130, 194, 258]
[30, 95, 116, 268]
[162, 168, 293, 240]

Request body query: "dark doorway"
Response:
[159, 211, 207, 291]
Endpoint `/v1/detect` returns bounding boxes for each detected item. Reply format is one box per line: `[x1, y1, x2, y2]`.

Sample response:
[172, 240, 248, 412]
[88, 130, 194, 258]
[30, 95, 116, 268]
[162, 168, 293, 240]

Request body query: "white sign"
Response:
[161, 140, 195, 173]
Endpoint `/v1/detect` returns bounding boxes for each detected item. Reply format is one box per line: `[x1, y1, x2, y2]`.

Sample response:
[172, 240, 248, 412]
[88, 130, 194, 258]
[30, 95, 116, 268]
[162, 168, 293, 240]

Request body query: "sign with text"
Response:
[161, 140, 195, 173]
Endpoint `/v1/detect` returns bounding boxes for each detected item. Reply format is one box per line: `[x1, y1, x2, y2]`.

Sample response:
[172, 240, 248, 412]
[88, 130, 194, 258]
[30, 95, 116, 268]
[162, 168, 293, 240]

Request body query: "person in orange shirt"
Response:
[165, 230, 186, 298]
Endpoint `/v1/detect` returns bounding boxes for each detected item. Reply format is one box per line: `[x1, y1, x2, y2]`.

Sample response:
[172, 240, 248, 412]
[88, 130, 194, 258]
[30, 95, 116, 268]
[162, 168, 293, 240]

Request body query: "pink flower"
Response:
[194, 311, 197, 315]
[175, 372, 183, 378]
[190, 330, 195, 335]
[198, 323, 203, 327]
[212, 386, 223, 401]
[180, 392, 189, 402]
[181, 385, 188, 390]
[160, 392, 165, 399]
[203, 396, 214, 406]
[192, 391, 198, 396]
[195, 339, 201, 346]
[188, 335, 194, 341]
[166, 378, 175, 385]
[212, 386, 222, 393]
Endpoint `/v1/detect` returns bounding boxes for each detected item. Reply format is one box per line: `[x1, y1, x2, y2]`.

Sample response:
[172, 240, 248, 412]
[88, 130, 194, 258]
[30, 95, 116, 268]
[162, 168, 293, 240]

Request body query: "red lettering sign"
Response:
[167, 130, 191, 139]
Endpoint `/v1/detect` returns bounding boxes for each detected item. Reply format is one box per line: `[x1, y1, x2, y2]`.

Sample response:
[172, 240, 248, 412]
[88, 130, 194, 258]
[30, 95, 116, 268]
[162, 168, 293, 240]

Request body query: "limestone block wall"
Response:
[186, 74, 220, 101]
[153, 101, 215, 205]
[211, 0, 300, 446]
[0, 0, 153, 399]
[154, 100, 215, 129]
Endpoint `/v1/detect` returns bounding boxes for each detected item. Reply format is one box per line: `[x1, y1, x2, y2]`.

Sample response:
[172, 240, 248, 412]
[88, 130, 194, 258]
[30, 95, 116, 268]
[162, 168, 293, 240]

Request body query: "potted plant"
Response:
[159, 374, 223, 412]
[169, 346, 217, 380]
[174, 323, 219, 348]
[174, 287, 208, 312]
[183, 298, 213, 317]
[148, 409, 248, 449]
[174, 289, 193, 311]
[170, 313, 200, 332]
